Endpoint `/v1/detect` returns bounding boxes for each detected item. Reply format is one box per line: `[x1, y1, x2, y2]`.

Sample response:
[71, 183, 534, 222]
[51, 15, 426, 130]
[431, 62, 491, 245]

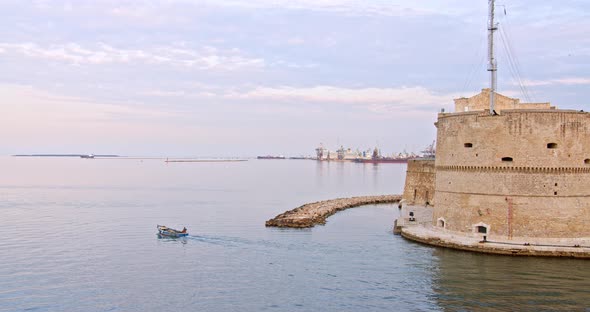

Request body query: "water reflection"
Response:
[315, 160, 326, 187]
[431, 248, 590, 311]
[156, 234, 188, 245]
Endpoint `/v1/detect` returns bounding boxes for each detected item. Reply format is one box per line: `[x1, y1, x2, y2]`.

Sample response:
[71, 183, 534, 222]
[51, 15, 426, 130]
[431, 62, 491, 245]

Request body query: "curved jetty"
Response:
[266, 195, 401, 228]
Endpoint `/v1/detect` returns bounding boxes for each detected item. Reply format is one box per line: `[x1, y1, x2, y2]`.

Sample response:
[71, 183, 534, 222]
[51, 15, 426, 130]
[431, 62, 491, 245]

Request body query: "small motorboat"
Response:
[157, 225, 189, 238]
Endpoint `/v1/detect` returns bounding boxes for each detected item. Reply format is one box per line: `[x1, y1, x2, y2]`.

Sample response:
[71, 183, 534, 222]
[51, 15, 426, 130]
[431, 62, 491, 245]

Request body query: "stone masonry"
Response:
[402, 158, 436, 206]
[399, 89, 590, 257]
[454, 88, 552, 112]
[433, 90, 590, 239]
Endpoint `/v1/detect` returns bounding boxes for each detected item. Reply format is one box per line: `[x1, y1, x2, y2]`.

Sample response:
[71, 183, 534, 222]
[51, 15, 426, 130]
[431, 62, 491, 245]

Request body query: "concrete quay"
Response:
[400, 225, 590, 258]
[266, 195, 401, 228]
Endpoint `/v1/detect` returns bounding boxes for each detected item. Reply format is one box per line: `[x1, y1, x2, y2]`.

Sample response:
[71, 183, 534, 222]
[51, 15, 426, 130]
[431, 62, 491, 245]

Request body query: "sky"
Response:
[1, 0, 589, 157]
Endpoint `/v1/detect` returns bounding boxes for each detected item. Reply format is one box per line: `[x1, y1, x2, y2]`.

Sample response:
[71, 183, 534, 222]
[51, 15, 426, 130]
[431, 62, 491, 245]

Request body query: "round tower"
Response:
[432, 108, 590, 239]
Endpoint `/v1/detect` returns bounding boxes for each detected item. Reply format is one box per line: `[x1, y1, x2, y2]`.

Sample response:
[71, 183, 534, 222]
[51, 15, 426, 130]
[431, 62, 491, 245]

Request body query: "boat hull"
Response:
[157, 225, 188, 238]
[157, 232, 189, 238]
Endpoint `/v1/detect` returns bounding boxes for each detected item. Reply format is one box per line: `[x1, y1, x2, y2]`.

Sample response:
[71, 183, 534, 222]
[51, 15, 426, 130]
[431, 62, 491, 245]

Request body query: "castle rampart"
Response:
[402, 158, 436, 206]
[433, 107, 590, 239]
[454, 88, 553, 112]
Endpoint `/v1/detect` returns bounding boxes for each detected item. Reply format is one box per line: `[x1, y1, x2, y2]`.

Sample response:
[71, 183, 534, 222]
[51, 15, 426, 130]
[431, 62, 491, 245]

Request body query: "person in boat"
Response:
[181, 227, 187, 233]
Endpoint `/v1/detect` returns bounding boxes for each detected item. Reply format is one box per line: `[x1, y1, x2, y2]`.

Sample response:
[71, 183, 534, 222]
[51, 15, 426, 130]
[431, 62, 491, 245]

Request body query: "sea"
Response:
[0, 156, 589, 312]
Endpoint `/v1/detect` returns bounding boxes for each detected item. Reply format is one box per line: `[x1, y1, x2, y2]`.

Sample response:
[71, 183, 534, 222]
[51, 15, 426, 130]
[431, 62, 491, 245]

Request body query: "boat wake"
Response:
[157, 233, 285, 250]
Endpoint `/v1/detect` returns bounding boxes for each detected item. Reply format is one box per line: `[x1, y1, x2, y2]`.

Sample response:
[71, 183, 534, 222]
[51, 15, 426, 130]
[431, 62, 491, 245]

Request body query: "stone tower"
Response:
[432, 89, 590, 239]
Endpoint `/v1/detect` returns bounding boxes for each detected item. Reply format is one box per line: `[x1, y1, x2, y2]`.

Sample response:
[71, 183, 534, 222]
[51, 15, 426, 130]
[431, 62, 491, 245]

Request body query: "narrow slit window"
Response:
[547, 143, 558, 149]
[501, 157, 513, 162]
[464, 143, 473, 148]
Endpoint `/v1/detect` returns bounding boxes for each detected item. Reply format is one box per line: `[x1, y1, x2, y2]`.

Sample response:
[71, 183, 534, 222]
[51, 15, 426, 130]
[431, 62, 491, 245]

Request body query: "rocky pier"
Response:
[265, 195, 401, 228]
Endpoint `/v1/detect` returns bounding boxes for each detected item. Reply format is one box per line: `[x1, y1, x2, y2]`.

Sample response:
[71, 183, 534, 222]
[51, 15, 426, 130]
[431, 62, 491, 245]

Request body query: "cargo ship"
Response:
[353, 157, 411, 164]
[353, 142, 435, 164]
[314, 141, 435, 163]
[353, 148, 415, 164]
[315, 144, 365, 161]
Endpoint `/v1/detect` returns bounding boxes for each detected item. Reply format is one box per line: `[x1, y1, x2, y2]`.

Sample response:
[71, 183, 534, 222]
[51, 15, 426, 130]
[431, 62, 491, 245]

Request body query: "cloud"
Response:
[0, 84, 201, 151]
[226, 85, 457, 108]
[188, 0, 459, 17]
[0, 42, 265, 70]
[520, 77, 590, 87]
[0, 84, 176, 122]
[286, 37, 306, 46]
[141, 84, 458, 118]
[141, 89, 218, 98]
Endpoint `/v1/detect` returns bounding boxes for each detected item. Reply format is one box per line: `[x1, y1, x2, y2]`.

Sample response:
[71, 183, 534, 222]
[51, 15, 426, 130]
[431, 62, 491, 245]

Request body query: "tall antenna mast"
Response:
[488, 0, 497, 115]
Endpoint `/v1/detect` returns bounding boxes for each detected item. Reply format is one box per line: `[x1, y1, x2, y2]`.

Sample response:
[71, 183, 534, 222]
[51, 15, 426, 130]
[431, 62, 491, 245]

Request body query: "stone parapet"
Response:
[454, 88, 553, 112]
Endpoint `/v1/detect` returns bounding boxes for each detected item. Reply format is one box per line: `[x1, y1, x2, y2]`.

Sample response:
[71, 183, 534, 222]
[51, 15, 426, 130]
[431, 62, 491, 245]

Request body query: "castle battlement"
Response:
[454, 88, 553, 112]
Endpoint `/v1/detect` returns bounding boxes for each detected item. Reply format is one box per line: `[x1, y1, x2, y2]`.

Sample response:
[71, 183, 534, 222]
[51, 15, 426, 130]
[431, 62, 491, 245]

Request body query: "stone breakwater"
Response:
[265, 195, 401, 228]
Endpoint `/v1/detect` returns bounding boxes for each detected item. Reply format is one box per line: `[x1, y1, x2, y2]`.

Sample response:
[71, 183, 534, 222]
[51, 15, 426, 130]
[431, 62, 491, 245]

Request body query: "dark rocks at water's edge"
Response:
[265, 195, 401, 228]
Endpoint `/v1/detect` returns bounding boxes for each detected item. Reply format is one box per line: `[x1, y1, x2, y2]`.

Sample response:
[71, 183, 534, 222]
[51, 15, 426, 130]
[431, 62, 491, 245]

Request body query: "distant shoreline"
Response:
[10, 155, 249, 162]
[12, 154, 120, 157]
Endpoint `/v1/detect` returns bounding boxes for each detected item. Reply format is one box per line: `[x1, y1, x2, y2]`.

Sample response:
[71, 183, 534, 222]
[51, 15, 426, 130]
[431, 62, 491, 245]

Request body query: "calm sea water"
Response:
[0, 157, 589, 311]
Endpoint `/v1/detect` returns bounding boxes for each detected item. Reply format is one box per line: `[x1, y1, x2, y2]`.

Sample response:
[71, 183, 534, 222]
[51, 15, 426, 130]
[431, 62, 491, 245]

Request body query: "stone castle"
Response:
[399, 88, 590, 257]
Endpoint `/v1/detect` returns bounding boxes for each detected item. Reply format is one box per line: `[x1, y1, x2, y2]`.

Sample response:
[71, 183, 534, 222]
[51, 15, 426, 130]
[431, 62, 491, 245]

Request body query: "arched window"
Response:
[501, 157, 513, 162]
[547, 143, 558, 149]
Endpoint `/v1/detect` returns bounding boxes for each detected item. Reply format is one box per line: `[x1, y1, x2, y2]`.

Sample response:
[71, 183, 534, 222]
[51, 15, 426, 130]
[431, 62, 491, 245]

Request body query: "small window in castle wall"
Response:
[547, 143, 558, 149]
[501, 157, 513, 162]
[585, 159, 590, 165]
[477, 226, 487, 234]
[464, 143, 473, 148]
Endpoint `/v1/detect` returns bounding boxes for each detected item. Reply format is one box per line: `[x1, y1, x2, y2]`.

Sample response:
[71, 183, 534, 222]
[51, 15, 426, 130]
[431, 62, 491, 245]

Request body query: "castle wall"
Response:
[433, 110, 590, 238]
[402, 159, 436, 206]
[454, 89, 551, 112]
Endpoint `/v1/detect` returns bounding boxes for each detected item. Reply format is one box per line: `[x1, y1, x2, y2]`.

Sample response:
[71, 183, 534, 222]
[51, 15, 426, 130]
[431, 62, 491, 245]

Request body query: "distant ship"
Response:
[314, 142, 435, 163]
[353, 148, 413, 164]
[80, 154, 95, 159]
[353, 142, 435, 164]
[257, 155, 286, 159]
[315, 143, 362, 161]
